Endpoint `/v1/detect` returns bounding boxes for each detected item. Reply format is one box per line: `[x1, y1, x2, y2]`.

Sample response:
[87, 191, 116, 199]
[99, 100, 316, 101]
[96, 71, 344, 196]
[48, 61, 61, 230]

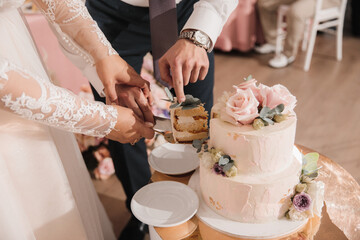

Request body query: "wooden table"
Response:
[149, 145, 353, 240]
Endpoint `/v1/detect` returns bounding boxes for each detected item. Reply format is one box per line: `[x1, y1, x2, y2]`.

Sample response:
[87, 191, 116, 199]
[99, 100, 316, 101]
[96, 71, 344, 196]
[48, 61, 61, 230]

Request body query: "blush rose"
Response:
[260, 84, 297, 114]
[224, 88, 259, 125]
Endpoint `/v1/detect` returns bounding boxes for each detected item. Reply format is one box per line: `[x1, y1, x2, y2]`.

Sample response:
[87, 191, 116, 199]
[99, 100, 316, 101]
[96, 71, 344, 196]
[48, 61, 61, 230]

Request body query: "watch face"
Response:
[194, 31, 208, 45]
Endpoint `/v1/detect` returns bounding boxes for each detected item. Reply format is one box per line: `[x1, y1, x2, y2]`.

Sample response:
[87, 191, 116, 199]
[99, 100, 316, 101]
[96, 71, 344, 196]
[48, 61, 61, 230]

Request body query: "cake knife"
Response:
[153, 116, 172, 133]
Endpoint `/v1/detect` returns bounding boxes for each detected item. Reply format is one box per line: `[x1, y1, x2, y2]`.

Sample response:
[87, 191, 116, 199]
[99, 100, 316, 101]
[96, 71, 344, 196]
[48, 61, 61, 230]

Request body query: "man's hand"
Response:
[95, 54, 152, 105]
[106, 105, 155, 144]
[158, 39, 209, 102]
[116, 85, 154, 124]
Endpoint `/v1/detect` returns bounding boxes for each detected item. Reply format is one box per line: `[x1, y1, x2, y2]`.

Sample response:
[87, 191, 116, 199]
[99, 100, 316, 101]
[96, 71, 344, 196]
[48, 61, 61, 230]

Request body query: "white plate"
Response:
[149, 143, 199, 175]
[187, 146, 307, 239]
[131, 181, 199, 227]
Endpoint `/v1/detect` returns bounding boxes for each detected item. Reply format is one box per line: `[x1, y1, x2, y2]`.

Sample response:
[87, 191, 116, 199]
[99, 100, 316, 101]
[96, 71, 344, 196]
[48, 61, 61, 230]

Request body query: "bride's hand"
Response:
[106, 105, 155, 144]
[95, 55, 152, 105]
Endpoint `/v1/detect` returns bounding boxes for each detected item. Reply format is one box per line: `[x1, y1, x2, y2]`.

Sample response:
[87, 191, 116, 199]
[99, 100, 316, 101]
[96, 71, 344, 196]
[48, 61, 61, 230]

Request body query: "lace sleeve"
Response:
[0, 59, 117, 137]
[32, 0, 117, 65]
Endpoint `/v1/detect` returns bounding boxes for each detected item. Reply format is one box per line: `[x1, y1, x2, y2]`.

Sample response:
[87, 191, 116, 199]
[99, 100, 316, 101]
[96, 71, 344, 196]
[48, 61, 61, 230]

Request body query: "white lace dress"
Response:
[0, 1, 118, 239]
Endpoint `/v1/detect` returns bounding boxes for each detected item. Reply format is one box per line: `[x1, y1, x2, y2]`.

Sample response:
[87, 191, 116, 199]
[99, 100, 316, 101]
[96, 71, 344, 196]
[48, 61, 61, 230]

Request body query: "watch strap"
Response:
[179, 30, 210, 51]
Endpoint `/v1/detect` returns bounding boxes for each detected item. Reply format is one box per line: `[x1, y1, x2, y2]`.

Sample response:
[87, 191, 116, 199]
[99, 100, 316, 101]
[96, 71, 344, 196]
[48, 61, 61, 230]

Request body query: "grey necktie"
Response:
[149, 0, 178, 86]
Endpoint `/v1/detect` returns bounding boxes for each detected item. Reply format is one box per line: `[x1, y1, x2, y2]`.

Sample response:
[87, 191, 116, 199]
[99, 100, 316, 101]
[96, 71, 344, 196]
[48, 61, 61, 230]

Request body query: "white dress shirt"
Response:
[121, 0, 238, 50]
[57, 0, 238, 96]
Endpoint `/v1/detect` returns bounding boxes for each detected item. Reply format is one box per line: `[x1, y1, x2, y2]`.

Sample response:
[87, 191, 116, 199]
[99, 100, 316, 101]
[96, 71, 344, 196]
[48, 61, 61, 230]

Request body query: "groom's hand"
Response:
[95, 54, 152, 105]
[158, 39, 209, 103]
[116, 85, 154, 124]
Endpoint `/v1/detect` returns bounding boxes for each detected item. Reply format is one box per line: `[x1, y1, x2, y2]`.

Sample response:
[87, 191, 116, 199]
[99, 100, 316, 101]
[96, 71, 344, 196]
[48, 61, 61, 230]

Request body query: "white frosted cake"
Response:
[198, 78, 324, 224]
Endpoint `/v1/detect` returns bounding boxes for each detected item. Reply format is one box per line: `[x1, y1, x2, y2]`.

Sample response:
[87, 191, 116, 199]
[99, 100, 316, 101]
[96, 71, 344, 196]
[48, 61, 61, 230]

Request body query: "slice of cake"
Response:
[163, 88, 208, 143]
[170, 103, 208, 143]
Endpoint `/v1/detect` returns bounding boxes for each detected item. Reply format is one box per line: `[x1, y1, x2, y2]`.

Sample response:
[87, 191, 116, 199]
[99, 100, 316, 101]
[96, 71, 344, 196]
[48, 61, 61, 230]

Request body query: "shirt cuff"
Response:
[182, 3, 224, 52]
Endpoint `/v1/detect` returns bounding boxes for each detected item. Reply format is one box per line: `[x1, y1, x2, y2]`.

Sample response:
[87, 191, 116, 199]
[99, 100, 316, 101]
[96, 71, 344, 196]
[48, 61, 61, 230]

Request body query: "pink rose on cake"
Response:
[234, 78, 262, 103]
[259, 84, 297, 114]
[221, 88, 259, 125]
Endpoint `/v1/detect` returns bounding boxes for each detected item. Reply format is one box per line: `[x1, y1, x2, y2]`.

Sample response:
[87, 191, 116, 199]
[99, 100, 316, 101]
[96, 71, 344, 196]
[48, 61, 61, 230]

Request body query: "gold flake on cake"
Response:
[209, 196, 223, 210]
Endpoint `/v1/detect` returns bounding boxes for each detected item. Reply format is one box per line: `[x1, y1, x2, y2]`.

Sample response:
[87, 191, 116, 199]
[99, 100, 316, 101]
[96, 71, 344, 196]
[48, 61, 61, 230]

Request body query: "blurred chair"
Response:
[275, 0, 348, 71]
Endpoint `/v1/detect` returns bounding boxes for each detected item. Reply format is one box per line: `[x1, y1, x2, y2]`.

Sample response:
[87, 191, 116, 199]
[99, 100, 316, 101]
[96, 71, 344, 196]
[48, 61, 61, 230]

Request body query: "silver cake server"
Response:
[154, 116, 172, 133]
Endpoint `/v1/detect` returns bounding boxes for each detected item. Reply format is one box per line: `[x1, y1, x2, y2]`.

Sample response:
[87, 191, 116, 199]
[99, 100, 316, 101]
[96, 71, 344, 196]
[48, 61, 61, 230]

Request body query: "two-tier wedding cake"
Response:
[197, 77, 324, 224]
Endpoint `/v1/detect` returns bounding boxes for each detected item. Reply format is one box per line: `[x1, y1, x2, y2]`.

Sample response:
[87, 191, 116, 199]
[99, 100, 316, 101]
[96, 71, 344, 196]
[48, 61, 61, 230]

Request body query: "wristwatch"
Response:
[179, 30, 211, 52]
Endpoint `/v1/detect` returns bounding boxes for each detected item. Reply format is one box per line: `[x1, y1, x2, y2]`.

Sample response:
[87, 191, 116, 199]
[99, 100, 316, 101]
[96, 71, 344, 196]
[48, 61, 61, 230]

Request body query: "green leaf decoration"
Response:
[302, 152, 319, 176]
[306, 171, 319, 178]
[170, 102, 182, 109]
[223, 160, 234, 172]
[243, 75, 253, 81]
[192, 138, 209, 153]
[258, 104, 284, 127]
[164, 87, 174, 102]
[262, 117, 274, 125]
[259, 107, 271, 119]
[192, 139, 202, 149]
[219, 155, 231, 166]
[274, 104, 285, 114]
[166, 93, 202, 110]
[181, 95, 202, 108]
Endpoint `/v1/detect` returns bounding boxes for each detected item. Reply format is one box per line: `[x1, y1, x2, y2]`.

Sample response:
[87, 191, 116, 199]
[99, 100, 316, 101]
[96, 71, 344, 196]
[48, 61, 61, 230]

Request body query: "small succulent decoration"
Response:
[252, 104, 287, 130]
[163, 87, 202, 110]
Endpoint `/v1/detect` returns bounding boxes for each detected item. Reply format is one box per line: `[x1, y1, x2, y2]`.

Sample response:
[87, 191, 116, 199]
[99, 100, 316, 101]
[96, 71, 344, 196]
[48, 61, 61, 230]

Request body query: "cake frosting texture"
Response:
[200, 153, 301, 222]
[209, 112, 297, 175]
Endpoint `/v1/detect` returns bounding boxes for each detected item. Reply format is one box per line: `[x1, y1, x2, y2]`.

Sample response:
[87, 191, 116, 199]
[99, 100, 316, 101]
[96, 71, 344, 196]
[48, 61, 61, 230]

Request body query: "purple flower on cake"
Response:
[213, 163, 226, 176]
[223, 88, 259, 125]
[260, 84, 297, 114]
[293, 192, 312, 212]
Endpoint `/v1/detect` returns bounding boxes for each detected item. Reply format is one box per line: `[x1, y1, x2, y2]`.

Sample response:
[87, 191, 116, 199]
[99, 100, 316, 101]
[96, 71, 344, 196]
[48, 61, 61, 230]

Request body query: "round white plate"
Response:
[149, 143, 199, 175]
[131, 181, 199, 227]
[187, 147, 307, 239]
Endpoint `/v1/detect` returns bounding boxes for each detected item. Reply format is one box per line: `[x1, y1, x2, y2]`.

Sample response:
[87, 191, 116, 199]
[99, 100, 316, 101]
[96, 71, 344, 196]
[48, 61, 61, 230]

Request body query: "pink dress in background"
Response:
[215, 0, 265, 52]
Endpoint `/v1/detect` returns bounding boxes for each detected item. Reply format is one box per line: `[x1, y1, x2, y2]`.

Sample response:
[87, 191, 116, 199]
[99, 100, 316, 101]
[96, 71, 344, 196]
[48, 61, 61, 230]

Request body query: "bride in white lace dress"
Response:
[0, 0, 154, 239]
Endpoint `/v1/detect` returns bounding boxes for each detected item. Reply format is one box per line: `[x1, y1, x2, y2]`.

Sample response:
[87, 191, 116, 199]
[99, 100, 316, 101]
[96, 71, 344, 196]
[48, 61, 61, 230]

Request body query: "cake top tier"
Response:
[215, 77, 297, 129]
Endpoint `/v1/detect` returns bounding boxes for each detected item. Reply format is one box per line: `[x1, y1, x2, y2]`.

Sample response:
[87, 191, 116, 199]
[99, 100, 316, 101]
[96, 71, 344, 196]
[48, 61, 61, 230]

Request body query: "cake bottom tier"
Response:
[200, 154, 302, 223]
